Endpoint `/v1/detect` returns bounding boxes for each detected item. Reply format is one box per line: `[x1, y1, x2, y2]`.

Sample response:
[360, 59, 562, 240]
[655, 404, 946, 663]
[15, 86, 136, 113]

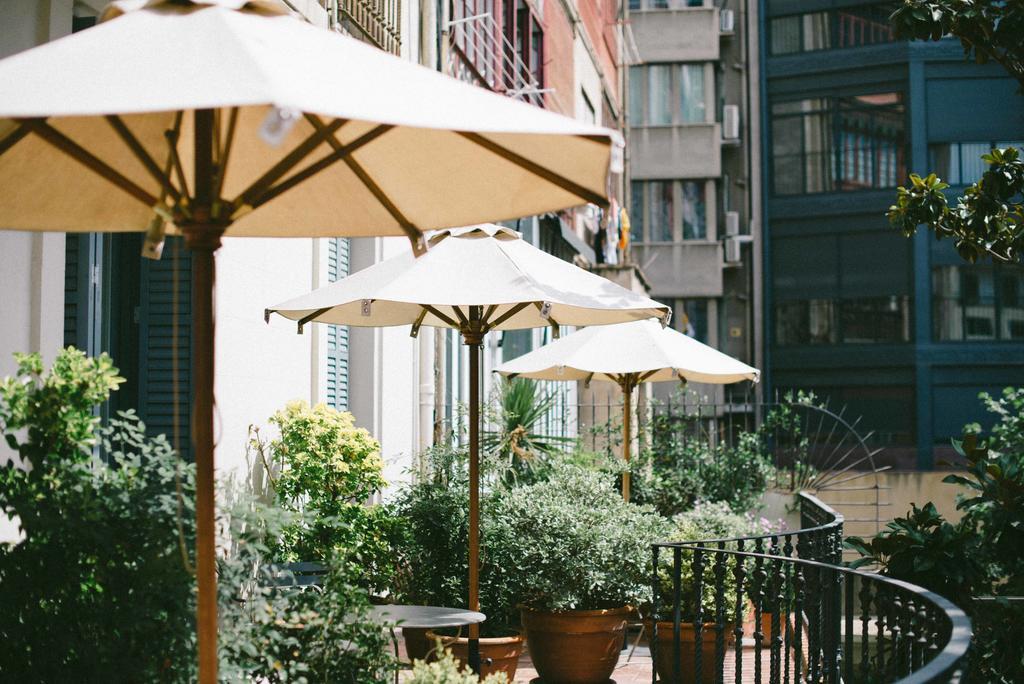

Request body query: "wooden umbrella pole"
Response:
[185, 108, 223, 684]
[621, 378, 633, 502]
[464, 316, 483, 674]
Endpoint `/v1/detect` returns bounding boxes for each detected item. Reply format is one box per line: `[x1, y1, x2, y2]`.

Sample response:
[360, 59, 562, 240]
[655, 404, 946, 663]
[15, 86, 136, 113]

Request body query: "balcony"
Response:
[630, 7, 721, 62]
[322, 0, 402, 55]
[630, 123, 722, 179]
[445, 11, 547, 110]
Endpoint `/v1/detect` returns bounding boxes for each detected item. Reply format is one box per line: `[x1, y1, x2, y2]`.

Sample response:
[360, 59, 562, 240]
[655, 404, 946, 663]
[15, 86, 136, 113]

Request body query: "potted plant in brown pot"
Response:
[647, 503, 751, 684]
[388, 444, 525, 680]
[485, 464, 671, 684]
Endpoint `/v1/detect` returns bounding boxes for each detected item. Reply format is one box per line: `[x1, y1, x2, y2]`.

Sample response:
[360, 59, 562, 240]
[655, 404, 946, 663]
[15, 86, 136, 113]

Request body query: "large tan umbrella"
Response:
[266, 224, 670, 668]
[0, 1, 623, 679]
[495, 318, 759, 500]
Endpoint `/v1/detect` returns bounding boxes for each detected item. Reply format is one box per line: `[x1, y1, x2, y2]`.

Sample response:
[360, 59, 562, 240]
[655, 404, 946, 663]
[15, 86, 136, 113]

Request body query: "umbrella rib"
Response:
[0, 123, 30, 158]
[249, 124, 394, 211]
[482, 304, 498, 327]
[456, 131, 607, 207]
[296, 307, 334, 334]
[164, 117, 191, 202]
[214, 107, 239, 203]
[21, 118, 157, 208]
[638, 369, 658, 383]
[304, 114, 425, 254]
[485, 301, 531, 331]
[105, 115, 182, 203]
[451, 306, 470, 328]
[421, 304, 458, 328]
[232, 118, 349, 211]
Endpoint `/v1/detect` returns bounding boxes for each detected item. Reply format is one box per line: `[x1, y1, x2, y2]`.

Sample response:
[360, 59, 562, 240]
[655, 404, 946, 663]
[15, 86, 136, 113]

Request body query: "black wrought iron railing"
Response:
[650, 495, 972, 683]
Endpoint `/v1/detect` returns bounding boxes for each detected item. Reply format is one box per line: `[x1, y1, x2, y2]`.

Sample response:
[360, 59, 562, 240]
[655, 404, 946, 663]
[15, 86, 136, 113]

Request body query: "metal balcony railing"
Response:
[446, 11, 550, 110]
[650, 494, 972, 683]
[323, 0, 401, 55]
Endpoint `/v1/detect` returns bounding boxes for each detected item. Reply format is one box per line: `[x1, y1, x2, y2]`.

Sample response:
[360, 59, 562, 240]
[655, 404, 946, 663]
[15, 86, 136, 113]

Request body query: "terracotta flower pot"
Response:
[741, 610, 789, 642]
[522, 606, 630, 683]
[402, 626, 434, 662]
[426, 629, 525, 681]
[647, 620, 736, 684]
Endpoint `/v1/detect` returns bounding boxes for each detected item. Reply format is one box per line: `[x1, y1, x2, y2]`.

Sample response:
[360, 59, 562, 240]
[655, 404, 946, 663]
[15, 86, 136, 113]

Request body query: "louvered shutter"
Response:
[326, 238, 350, 411]
[137, 239, 193, 459]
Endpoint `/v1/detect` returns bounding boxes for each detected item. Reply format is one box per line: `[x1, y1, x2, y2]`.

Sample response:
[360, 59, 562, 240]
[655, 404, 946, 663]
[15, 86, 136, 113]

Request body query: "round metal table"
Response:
[370, 605, 486, 682]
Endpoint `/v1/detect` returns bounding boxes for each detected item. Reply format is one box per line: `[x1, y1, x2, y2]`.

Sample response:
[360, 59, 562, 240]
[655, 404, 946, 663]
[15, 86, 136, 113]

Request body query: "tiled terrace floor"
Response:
[397, 629, 797, 683]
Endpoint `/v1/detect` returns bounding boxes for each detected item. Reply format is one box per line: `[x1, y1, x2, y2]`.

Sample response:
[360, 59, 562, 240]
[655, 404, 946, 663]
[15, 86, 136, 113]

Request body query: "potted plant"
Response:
[647, 503, 751, 684]
[485, 464, 670, 683]
[389, 444, 525, 680]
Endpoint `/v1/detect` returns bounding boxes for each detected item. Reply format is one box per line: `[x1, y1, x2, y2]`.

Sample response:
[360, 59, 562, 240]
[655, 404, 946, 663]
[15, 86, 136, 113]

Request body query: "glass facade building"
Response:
[761, 0, 1024, 467]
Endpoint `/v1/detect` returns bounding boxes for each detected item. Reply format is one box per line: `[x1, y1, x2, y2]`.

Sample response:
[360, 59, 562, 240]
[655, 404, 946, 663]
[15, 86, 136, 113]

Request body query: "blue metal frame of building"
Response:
[759, 0, 1024, 469]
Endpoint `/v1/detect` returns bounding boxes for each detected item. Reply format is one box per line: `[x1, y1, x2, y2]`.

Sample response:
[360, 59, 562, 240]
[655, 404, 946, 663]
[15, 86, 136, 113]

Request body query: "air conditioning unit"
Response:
[724, 210, 740, 236]
[724, 236, 742, 263]
[720, 9, 735, 33]
[723, 105, 740, 140]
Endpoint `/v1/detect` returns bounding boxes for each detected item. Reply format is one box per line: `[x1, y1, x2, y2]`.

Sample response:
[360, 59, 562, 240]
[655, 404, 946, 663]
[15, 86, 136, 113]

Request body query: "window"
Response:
[775, 297, 910, 345]
[769, 5, 896, 56]
[650, 181, 674, 241]
[632, 180, 707, 241]
[648, 65, 672, 125]
[631, 63, 706, 126]
[928, 140, 1024, 185]
[631, 0, 705, 8]
[506, 0, 544, 88]
[771, 92, 905, 195]
[933, 264, 1024, 341]
[674, 299, 709, 343]
[326, 238, 350, 410]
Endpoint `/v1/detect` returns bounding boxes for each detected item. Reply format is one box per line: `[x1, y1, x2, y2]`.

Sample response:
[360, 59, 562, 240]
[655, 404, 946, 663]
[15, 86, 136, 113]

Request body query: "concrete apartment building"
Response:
[626, 0, 762, 403]
[0, 0, 631, 516]
[760, 0, 1024, 468]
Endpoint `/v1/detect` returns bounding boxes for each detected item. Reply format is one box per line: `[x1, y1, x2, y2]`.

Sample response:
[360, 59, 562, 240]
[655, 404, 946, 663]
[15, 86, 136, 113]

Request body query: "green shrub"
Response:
[631, 432, 772, 517]
[389, 444, 471, 613]
[219, 500, 393, 683]
[0, 349, 198, 681]
[256, 400, 400, 593]
[407, 646, 508, 683]
[846, 387, 1024, 683]
[652, 503, 751, 622]
[484, 464, 671, 613]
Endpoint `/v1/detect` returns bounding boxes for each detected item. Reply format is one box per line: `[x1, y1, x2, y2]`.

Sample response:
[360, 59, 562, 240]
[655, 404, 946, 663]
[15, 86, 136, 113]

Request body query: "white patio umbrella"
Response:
[495, 318, 759, 500]
[266, 224, 670, 667]
[0, 1, 623, 679]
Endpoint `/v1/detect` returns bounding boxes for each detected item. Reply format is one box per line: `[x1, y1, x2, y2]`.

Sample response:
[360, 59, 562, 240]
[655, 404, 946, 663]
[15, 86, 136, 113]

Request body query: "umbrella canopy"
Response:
[495, 318, 760, 385]
[0, 0, 620, 247]
[267, 225, 668, 331]
[0, 2, 622, 679]
[495, 319, 759, 500]
[266, 224, 669, 667]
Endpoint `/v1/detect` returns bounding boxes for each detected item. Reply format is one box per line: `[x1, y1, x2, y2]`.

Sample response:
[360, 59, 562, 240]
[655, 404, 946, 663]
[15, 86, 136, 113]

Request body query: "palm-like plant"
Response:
[482, 378, 574, 482]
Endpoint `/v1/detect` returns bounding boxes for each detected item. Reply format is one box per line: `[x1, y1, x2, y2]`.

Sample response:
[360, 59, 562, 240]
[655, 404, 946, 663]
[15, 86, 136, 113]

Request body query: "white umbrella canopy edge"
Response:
[266, 226, 671, 333]
[494, 318, 760, 384]
[0, 2, 621, 243]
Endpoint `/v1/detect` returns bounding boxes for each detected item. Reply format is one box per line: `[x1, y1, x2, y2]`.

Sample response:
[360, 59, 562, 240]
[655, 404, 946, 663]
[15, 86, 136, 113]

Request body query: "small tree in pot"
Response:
[649, 504, 751, 684]
[485, 464, 670, 684]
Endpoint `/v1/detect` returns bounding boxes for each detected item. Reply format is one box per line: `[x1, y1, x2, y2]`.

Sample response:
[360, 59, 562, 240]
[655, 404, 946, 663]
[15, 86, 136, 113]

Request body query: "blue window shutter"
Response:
[326, 238, 350, 410]
[137, 238, 193, 460]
